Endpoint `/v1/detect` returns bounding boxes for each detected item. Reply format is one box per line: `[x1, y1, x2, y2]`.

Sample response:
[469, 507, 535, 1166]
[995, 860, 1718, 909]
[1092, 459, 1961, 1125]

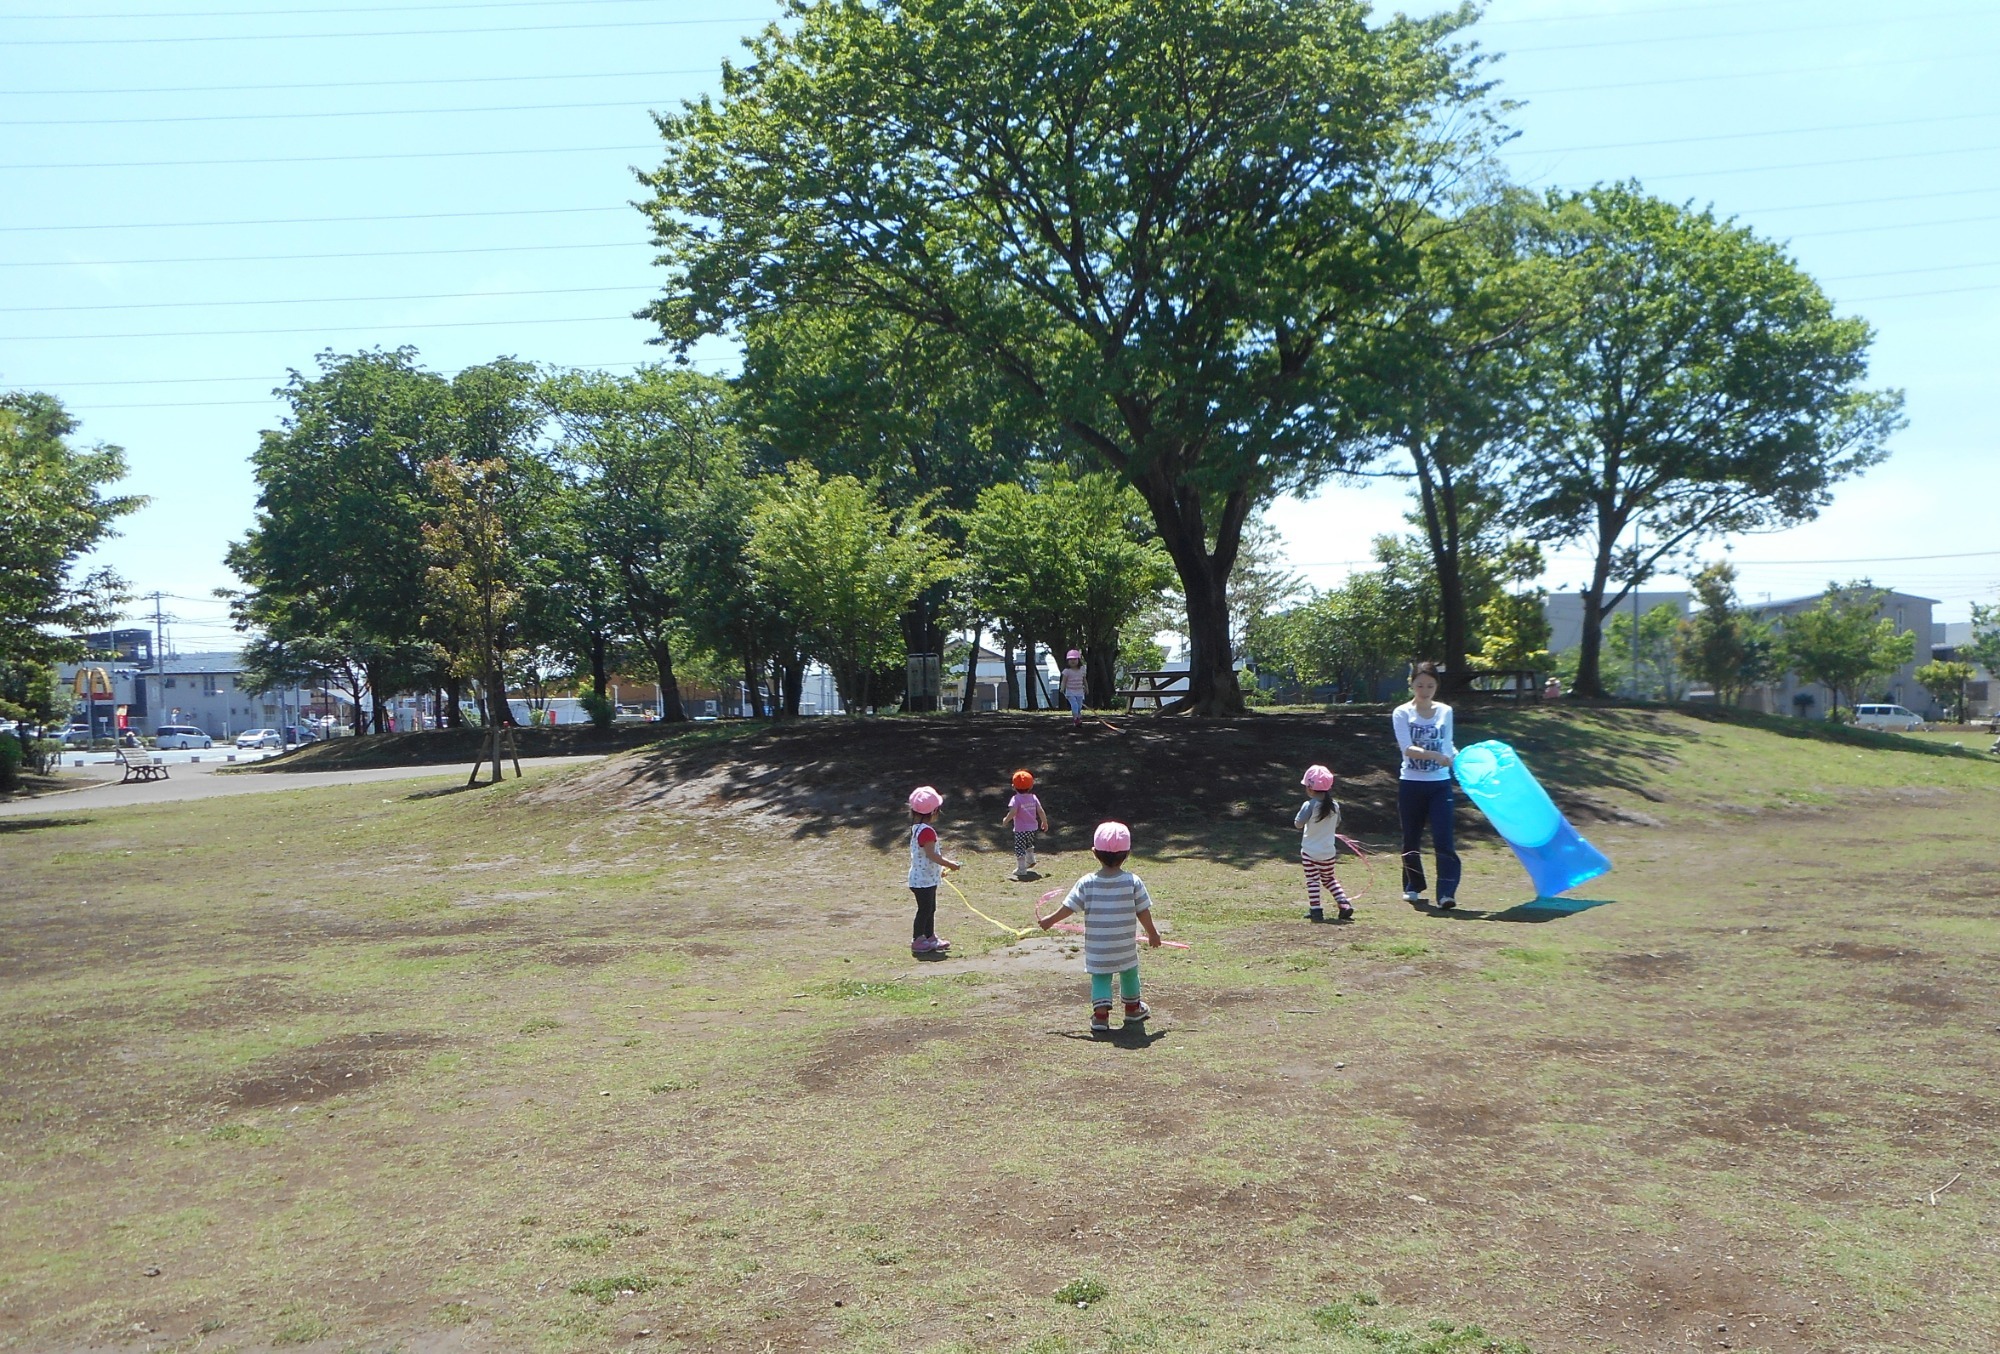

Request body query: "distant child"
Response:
[1002, 769, 1049, 880]
[1059, 649, 1087, 728]
[1295, 763, 1354, 923]
[906, 786, 961, 957]
[1037, 821, 1162, 1034]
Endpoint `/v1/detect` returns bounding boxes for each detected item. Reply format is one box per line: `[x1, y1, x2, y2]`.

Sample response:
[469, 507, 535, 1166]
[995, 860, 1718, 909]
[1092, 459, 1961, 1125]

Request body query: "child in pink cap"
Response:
[1059, 649, 1087, 727]
[1037, 821, 1161, 1034]
[1296, 763, 1353, 923]
[906, 786, 960, 956]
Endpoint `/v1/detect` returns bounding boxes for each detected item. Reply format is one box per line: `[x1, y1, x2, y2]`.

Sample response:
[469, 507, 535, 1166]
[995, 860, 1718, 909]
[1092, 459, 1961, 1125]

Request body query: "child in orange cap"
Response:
[1037, 821, 1161, 1034]
[1000, 768, 1049, 880]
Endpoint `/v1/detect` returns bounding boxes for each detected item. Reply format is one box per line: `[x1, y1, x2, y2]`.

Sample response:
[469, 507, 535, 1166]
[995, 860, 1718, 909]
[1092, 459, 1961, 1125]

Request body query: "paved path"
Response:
[0, 756, 606, 817]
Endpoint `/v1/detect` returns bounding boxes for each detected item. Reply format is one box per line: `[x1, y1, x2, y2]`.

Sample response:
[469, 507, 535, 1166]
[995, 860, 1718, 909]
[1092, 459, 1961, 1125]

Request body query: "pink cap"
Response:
[1092, 821, 1132, 853]
[907, 785, 943, 814]
[1065, 649, 1082, 662]
[1301, 764, 1334, 792]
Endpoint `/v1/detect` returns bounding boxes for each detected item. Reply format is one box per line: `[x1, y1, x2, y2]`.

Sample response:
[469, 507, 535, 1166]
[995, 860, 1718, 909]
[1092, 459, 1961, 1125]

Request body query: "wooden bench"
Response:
[1116, 669, 1190, 712]
[117, 750, 171, 783]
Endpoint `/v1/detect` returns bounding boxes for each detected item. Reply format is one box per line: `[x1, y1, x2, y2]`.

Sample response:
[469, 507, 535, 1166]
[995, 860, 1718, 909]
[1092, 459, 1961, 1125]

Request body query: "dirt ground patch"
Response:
[220, 1031, 441, 1108]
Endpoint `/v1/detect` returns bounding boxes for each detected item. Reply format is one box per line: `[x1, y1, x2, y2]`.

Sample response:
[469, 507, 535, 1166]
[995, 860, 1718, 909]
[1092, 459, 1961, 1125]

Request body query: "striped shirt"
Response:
[1060, 869, 1152, 974]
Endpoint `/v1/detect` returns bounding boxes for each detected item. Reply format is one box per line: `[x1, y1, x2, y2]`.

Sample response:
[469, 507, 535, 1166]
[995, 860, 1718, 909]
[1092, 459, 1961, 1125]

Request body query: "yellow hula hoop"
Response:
[943, 876, 1035, 940]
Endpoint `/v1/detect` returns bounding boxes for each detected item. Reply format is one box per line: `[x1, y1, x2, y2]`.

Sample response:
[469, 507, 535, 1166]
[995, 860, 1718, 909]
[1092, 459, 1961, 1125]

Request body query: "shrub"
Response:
[580, 690, 615, 729]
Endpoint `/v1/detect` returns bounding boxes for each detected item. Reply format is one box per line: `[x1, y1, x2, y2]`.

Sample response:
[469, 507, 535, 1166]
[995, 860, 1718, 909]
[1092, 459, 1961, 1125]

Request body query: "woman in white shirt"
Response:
[1392, 661, 1461, 908]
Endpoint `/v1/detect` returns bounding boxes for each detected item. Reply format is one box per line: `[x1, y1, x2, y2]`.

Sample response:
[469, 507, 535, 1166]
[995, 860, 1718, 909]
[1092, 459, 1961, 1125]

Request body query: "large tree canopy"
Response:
[1512, 186, 1904, 698]
[638, 0, 1499, 712]
[0, 391, 143, 667]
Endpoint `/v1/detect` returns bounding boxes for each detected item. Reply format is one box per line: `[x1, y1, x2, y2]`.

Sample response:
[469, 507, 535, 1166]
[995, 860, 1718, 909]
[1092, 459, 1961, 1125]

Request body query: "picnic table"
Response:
[1117, 669, 1189, 712]
[116, 749, 171, 783]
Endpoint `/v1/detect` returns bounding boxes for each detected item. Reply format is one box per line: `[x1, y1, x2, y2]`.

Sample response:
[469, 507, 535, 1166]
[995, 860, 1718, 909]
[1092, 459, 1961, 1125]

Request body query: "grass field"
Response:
[2, 708, 1996, 1354]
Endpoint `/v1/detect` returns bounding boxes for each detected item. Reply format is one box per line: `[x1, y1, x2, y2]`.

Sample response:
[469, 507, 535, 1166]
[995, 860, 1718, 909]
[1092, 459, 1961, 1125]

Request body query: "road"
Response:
[0, 755, 607, 817]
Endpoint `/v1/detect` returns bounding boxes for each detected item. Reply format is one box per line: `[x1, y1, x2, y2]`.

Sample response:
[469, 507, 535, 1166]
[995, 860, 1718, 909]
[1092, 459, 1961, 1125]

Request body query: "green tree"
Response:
[958, 472, 1173, 708]
[1967, 601, 2000, 677]
[1778, 582, 1917, 720]
[423, 457, 533, 783]
[0, 391, 143, 669]
[1260, 536, 1439, 699]
[1512, 186, 1904, 698]
[230, 349, 456, 733]
[1915, 659, 1975, 724]
[545, 367, 743, 723]
[748, 465, 952, 712]
[1476, 544, 1554, 675]
[1675, 561, 1775, 704]
[639, 0, 1500, 713]
[1603, 603, 1687, 701]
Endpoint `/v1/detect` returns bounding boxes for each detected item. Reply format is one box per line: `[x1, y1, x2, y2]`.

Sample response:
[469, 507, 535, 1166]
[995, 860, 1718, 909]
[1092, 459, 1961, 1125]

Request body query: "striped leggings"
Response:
[1302, 852, 1352, 911]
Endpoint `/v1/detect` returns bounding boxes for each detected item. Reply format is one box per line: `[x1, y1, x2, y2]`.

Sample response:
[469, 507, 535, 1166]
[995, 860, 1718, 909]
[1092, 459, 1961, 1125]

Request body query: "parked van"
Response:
[1854, 704, 1926, 732]
[155, 725, 214, 749]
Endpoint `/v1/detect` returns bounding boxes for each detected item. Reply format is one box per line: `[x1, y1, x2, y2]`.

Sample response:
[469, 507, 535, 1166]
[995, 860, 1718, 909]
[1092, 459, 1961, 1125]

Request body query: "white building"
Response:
[1742, 590, 1938, 720]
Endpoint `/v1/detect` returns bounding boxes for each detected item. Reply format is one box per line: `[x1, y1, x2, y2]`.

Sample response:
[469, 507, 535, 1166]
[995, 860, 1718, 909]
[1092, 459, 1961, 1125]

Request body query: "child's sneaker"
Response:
[930, 935, 951, 950]
[1090, 1010, 1112, 1035]
[1305, 907, 1326, 923]
[1123, 1000, 1150, 1023]
[1336, 902, 1354, 921]
[911, 937, 937, 956]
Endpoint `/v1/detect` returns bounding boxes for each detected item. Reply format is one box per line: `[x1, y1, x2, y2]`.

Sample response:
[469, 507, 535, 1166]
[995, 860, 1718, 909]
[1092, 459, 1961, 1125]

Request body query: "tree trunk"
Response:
[486, 665, 506, 783]
[1132, 467, 1249, 715]
[649, 633, 687, 722]
[444, 675, 463, 727]
[960, 624, 982, 713]
[1021, 635, 1039, 710]
[1574, 568, 1612, 700]
[589, 634, 610, 699]
[742, 645, 767, 719]
[999, 643, 1018, 710]
[1410, 443, 1473, 699]
[1085, 646, 1116, 710]
[782, 656, 804, 718]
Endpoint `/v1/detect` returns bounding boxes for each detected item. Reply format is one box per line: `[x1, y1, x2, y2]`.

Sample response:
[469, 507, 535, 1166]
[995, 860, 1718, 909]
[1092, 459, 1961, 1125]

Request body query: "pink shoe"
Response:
[910, 937, 937, 956]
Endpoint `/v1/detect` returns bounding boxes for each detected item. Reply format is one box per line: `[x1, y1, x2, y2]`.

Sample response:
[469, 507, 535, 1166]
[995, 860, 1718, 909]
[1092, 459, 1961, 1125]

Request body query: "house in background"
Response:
[1741, 590, 1938, 721]
[1543, 590, 1692, 658]
[1932, 620, 1995, 720]
[57, 651, 317, 739]
[945, 644, 1060, 711]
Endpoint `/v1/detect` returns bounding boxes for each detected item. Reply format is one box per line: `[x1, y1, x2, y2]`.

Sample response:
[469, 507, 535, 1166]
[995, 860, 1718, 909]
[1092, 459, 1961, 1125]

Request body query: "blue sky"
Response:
[4, 0, 1995, 655]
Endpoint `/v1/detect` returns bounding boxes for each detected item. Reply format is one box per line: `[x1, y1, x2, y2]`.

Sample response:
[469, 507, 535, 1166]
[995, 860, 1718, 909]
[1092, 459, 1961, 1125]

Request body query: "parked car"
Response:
[236, 728, 283, 749]
[155, 725, 214, 749]
[1854, 704, 1926, 732]
[61, 724, 92, 747]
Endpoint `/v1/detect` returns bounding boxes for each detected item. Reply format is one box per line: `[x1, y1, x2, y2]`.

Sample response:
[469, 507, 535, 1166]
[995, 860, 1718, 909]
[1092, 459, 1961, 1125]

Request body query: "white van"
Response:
[1854, 704, 1925, 732]
[154, 725, 214, 749]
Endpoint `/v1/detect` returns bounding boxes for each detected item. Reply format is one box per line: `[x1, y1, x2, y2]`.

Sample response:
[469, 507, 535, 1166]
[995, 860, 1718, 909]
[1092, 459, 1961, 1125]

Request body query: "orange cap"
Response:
[1011, 769, 1034, 791]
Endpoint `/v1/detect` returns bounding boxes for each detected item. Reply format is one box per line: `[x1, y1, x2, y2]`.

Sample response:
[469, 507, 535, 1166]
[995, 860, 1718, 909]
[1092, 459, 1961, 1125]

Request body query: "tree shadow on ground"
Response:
[0, 815, 92, 835]
[560, 708, 1725, 870]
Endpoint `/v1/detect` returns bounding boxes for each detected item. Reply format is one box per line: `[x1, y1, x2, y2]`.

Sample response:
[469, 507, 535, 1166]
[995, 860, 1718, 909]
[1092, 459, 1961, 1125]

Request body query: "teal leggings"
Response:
[1090, 967, 1142, 1005]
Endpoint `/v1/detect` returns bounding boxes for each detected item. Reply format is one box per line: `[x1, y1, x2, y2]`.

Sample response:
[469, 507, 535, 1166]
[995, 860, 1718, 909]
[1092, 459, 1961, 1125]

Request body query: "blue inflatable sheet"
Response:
[1453, 740, 1611, 899]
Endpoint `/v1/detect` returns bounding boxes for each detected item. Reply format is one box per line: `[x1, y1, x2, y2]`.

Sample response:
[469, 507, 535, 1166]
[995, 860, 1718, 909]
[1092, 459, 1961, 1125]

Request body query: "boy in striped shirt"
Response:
[1037, 821, 1162, 1034]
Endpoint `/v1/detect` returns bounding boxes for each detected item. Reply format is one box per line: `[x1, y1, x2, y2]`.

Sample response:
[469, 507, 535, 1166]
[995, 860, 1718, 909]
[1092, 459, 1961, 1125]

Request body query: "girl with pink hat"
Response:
[1295, 764, 1354, 922]
[1058, 649, 1087, 728]
[1036, 820, 1162, 1034]
[905, 785, 961, 957]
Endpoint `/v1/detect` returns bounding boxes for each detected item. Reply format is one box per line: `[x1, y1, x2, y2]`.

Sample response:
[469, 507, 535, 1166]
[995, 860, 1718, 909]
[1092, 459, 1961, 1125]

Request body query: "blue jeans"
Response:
[1397, 778, 1461, 898]
[1066, 691, 1084, 719]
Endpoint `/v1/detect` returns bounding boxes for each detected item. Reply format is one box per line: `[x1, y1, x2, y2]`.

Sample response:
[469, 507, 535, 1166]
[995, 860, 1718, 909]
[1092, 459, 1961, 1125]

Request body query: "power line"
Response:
[0, 240, 641, 268]
[1514, 51, 1976, 98]
[1727, 549, 2000, 565]
[11, 14, 775, 44]
[0, 284, 644, 314]
[4, 142, 657, 171]
[1519, 109, 2000, 157]
[0, 205, 629, 234]
[0, 96, 693, 129]
[9, 357, 713, 388]
[1564, 140, 2000, 184]
[11, 183, 2000, 238]
[8, 313, 646, 341]
[1477, 0, 1882, 25]
[3, 66, 705, 97]
[21, 0, 671, 18]
[1790, 210, 2000, 239]
[1500, 6, 1989, 54]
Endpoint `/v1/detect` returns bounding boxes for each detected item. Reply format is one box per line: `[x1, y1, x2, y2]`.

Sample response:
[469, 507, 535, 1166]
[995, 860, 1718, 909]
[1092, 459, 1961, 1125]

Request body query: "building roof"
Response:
[153, 651, 246, 675]
[1755, 589, 1940, 611]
